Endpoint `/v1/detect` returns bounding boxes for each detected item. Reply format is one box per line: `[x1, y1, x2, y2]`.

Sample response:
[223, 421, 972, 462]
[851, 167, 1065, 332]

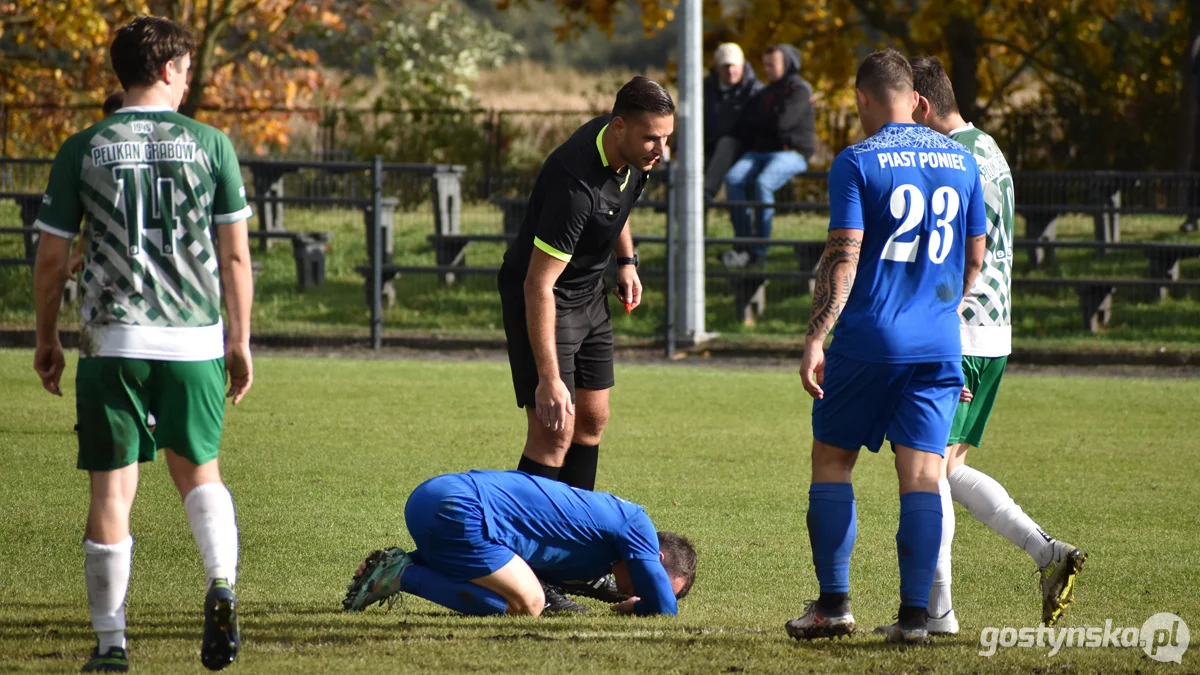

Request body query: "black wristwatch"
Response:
[616, 254, 639, 268]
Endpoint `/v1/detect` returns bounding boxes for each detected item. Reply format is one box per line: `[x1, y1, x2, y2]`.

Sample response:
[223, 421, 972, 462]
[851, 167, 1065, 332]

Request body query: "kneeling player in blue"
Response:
[787, 49, 986, 645]
[343, 470, 697, 616]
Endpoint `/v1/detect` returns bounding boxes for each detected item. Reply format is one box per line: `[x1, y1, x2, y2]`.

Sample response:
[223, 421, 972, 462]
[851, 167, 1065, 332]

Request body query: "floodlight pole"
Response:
[675, 0, 710, 346]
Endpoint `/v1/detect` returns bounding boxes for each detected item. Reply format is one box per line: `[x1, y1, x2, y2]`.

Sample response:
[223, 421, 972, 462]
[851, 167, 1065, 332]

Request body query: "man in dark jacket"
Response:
[703, 43, 762, 199]
[723, 44, 816, 267]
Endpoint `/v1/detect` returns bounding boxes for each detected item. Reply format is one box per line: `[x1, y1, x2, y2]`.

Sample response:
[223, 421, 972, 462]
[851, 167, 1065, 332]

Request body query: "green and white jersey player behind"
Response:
[32, 16, 253, 674]
[907, 56, 1086, 636]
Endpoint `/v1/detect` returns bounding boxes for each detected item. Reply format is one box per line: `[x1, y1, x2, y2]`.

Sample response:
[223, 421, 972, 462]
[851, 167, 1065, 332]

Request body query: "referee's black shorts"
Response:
[498, 271, 615, 409]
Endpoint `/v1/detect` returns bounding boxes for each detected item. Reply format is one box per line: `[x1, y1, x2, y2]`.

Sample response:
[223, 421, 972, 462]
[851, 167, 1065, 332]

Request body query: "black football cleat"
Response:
[81, 646, 128, 672]
[541, 581, 590, 614]
[200, 578, 240, 671]
[558, 574, 630, 603]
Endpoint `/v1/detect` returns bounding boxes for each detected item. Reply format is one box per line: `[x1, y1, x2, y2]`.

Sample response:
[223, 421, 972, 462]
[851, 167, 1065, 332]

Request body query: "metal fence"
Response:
[2, 156, 1199, 353]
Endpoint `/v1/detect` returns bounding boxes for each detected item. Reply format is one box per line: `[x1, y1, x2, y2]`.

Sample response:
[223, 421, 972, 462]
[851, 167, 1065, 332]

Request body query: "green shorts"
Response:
[947, 355, 1008, 448]
[76, 357, 226, 472]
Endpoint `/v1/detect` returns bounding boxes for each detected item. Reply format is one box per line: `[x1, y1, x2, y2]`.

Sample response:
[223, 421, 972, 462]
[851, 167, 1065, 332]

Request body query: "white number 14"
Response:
[880, 184, 959, 264]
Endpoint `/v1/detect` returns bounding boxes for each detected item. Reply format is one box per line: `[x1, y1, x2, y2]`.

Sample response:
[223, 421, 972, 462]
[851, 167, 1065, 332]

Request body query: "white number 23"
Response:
[880, 184, 959, 264]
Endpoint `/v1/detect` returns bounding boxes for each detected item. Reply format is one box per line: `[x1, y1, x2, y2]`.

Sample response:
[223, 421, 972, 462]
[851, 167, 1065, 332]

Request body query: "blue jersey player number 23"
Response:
[827, 123, 987, 363]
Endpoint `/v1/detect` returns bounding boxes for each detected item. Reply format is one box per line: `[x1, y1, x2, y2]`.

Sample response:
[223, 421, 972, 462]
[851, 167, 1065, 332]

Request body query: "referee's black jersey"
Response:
[500, 115, 649, 292]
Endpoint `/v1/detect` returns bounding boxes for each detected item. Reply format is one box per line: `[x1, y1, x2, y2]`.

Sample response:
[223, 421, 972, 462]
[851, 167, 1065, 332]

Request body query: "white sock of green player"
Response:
[948, 465, 1055, 568]
[84, 536, 133, 651]
[184, 483, 239, 585]
[928, 477, 955, 617]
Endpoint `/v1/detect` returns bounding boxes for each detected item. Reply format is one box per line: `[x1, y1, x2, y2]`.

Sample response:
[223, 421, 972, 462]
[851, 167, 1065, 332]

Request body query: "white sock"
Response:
[948, 465, 1055, 568]
[84, 536, 133, 651]
[183, 482, 239, 586]
[927, 477, 955, 617]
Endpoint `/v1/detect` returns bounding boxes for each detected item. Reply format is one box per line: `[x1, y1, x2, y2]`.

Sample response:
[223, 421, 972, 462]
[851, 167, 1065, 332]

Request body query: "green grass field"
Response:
[2, 349, 1198, 673]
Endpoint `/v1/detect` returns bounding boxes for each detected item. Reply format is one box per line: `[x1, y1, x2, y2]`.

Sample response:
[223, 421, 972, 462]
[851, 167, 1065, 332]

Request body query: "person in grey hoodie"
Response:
[722, 44, 816, 267]
[703, 43, 762, 199]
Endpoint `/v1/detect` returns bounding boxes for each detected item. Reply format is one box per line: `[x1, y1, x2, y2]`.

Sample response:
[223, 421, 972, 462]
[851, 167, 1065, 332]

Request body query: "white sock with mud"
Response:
[84, 536, 133, 651]
[948, 465, 1055, 568]
[184, 483, 239, 586]
[927, 477, 955, 617]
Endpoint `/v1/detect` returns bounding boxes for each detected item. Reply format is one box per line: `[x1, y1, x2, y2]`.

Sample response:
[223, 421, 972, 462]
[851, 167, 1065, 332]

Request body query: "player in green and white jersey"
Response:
[32, 16, 253, 673]
[907, 56, 1086, 634]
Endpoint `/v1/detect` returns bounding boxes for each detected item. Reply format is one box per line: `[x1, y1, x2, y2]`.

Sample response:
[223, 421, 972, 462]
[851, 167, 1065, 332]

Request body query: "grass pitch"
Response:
[1, 350, 1198, 673]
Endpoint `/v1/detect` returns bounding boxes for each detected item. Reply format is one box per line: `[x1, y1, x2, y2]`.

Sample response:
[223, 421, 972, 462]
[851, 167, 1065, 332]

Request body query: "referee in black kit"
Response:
[499, 76, 675, 491]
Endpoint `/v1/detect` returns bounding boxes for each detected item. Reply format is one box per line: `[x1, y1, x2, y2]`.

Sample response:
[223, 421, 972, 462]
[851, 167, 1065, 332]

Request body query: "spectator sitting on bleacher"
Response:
[722, 44, 815, 269]
[703, 43, 762, 201]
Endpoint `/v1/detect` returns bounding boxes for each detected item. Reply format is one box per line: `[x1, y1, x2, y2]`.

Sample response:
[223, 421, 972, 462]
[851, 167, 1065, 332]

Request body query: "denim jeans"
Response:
[724, 150, 808, 257]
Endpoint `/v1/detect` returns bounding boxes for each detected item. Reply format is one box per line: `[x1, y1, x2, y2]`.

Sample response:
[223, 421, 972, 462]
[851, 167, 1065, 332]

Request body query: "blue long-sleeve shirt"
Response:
[461, 470, 678, 616]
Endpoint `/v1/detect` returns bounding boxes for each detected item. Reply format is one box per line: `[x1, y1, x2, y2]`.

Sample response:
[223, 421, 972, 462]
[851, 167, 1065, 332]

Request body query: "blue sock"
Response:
[897, 491, 943, 609]
[400, 565, 508, 616]
[807, 482, 856, 594]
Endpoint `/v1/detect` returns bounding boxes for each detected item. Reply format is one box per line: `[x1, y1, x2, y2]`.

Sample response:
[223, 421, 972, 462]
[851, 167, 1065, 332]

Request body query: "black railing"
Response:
[3, 158, 1199, 351]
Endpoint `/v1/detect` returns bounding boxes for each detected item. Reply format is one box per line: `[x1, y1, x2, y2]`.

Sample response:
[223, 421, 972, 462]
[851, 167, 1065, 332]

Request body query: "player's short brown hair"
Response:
[658, 531, 698, 599]
[909, 56, 959, 117]
[612, 76, 676, 120]
[855, 48, 913, 103]
[111, 16, 195, 90]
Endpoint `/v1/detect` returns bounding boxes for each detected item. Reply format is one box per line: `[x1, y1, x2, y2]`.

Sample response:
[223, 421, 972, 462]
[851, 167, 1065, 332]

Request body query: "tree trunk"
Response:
[944, 13, 980, 123]
[179, 32, 217, 118]
[178, 0, 231, 119]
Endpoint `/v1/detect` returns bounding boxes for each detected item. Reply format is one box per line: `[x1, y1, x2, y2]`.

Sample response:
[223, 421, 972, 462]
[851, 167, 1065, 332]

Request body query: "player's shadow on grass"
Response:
[0, 602, 82, 613]
[3, 602, 779, 650]
[786, 634, 973, 653]
[237, 611, 773, 649]
[243, 601, 358, 616]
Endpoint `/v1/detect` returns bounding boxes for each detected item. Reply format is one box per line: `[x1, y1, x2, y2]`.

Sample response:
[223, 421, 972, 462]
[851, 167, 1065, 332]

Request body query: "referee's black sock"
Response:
[517, 455, 560, 481]
[558, 443, 598, 491]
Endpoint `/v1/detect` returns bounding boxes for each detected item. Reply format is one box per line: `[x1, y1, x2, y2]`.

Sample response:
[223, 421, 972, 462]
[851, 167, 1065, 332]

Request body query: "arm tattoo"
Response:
[826, 236, 861, 248]
[806, 238, 861, 339]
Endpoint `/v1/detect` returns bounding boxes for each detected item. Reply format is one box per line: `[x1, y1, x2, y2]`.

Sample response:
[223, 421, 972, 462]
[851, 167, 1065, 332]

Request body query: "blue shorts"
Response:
[404, 474, 515, 583]
[812, 353, 964, 455]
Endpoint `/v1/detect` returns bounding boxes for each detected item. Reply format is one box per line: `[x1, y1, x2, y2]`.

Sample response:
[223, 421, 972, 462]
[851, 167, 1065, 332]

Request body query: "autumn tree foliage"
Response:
[0, 0, 360, 156]
[516, 0, 1196, 169]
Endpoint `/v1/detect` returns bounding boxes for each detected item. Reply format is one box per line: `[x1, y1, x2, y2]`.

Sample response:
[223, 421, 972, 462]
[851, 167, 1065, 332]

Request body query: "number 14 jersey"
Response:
[826, 122, 987, 364]
[36, 105, 252, 361]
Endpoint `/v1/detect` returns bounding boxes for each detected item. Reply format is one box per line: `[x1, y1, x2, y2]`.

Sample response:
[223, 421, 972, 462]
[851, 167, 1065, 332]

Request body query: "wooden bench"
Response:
[1010, 238, 1200, 301]
[491, 197, 527, 235]
[2, 226, 328, 297]
[0, 225, 39, 265]
[429, 232, 512, 285]
[0, 226, 75, 304]
[245, 230, 332, 291]
[1012, 277, 1200, 332]
[389, 230, 1200, 330]
[370, 232, 822, 322]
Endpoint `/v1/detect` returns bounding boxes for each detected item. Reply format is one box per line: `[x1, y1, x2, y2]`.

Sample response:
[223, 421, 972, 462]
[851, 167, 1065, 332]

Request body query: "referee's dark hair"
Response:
[612, 76, 676, 119]
[909, 56, 959, 118]
[855, 48, 913, 103]
[658, 531, 698, 599]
